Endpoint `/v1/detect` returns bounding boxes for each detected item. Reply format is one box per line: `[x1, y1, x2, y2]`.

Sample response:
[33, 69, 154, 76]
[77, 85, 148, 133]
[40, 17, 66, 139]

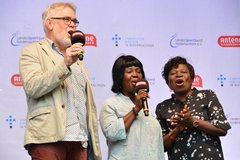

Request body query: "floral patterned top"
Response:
[155, 88, 231, 160]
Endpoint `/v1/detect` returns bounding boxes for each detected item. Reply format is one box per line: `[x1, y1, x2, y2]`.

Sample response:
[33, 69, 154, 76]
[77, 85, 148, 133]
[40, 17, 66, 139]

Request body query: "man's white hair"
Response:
[42, 2, 76, 34]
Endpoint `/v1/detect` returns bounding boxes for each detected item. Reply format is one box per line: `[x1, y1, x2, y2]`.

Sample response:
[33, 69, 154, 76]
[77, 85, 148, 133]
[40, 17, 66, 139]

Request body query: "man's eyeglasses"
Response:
[51, 17, 79, 27]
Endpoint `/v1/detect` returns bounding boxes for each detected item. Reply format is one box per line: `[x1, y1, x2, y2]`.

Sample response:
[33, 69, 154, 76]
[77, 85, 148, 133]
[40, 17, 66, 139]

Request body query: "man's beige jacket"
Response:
[19, 39, 102, 160]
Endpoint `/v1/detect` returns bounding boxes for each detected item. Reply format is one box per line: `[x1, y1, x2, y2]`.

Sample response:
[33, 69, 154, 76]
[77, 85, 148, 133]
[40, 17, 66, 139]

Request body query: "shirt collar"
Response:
[171, 87, 198, 103]
[46, 38, 64, 57]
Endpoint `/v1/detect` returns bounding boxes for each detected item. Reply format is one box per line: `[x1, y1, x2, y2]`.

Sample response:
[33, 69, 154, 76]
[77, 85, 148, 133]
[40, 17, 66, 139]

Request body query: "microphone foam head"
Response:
[69, 30, 85, 45]
[135, 79, 149, 93]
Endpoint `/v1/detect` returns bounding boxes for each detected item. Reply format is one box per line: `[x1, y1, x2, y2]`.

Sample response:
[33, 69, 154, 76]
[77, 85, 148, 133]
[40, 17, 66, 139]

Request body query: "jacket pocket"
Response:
[27, 107, 56, 138]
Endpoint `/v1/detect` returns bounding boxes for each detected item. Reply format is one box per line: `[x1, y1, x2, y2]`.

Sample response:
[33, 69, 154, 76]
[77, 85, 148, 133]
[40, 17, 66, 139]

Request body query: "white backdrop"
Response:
[0, 0, 240, 159]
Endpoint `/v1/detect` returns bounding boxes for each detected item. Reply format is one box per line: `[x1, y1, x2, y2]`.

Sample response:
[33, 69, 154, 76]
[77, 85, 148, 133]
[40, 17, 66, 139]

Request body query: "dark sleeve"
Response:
[155, 103, 170, 136]
[206, 90, 231, 131]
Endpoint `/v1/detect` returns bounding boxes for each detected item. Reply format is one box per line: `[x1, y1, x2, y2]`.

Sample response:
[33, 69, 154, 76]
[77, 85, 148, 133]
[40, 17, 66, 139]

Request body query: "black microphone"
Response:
[68, 30, 86, 60]
[135, 79, 149, 116]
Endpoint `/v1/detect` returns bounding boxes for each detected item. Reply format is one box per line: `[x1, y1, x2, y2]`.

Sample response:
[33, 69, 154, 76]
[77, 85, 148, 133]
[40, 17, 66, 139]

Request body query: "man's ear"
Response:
[45, 19, 54, 31]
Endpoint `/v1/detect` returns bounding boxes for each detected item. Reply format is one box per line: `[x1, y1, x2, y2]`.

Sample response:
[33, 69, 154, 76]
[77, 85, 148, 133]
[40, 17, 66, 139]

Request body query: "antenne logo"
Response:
[192, 75, 203, 87]
[112, 34, 121, 46]
[218, 36, 240, 47]
[11, 74, 23, 86]
[85, 34, 97, 47]
[217, 74, 226, 87]
[6, 115, 16, 128]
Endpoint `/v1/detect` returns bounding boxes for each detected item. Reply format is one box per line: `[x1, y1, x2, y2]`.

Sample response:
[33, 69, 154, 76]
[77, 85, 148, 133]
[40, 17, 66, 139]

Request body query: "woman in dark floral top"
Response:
[155, 56, 231, 160]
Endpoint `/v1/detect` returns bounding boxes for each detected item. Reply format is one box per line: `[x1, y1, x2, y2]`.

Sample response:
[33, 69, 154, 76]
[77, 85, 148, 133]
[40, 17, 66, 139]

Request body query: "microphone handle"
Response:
[142, 99, 149, 116]
[78, 53, 84, 61]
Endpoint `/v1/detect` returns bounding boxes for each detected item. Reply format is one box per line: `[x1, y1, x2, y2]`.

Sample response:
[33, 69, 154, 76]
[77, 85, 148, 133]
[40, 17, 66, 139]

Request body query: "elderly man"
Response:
[19, 2, 101, 160]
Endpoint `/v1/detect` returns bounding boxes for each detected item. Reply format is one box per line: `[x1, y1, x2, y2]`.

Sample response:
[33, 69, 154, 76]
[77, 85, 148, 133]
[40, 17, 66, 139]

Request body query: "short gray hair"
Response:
[42, 2, 76, 34]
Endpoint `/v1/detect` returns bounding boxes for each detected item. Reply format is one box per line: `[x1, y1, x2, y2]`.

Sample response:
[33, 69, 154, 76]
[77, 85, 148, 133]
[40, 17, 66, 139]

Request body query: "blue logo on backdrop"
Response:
[5, 115, 16, 128]
[170, 34, 203, 48]
[229, 76, 240, 87]
[170, 34, 178, 48]
[217, 74, 227, 87]
[112, 34, 154, 47]
[112, 34, 121, 46]
[217, 74, 240, 87]
[11, 31, 43, 46]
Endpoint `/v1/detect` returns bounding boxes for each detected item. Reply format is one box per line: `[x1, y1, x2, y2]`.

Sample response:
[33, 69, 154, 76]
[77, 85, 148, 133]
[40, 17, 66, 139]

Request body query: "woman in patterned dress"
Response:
[155, 56, 231, 160]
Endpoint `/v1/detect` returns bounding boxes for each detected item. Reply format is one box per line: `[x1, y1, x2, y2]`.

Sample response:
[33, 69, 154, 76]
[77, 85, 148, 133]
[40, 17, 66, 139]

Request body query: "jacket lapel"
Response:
[39, 38, 62, 65]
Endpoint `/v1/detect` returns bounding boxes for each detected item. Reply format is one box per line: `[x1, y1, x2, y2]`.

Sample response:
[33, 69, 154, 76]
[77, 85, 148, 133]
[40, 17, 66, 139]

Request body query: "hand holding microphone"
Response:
[135, 79, 150, 116]
[68, 30, 86, 60]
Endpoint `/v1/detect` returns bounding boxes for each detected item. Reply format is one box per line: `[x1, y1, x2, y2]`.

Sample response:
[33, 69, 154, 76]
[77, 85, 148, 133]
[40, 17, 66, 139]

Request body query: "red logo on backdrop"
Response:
[192, 75, 202, 87]
[85, 34, 97, 47]
[11, 74, 23, 86]
[218, 36, 240, 47]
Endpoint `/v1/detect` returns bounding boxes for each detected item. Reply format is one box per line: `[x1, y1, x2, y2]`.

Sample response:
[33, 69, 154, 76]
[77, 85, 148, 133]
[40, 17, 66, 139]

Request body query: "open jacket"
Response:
[19, 38, 102, 160]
